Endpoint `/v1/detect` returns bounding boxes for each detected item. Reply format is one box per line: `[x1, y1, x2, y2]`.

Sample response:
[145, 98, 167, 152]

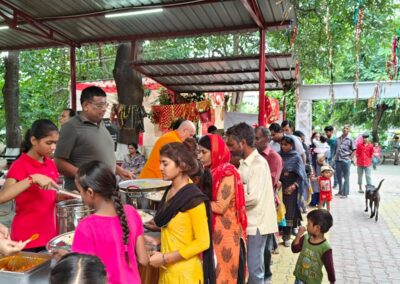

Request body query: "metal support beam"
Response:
[132, 53, 291, 67]
[240, 0, 265, 29]
[70, 46, 77, 110]
[265, 60, 284, 88]
[258, 29, 266, 126]
[166, 79, 293, 87]
[175, 87, 284, 93]
[152, 67, 292, 77]
[0, 0, 76, 46]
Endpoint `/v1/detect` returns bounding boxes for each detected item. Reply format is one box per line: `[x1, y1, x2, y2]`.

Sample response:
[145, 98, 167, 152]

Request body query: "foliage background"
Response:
[1, 0, 400, 143]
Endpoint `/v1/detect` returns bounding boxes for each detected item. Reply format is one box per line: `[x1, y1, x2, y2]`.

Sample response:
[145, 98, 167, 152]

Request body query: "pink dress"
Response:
[72, 205, 144, 284]
[7, 153, 58, 249]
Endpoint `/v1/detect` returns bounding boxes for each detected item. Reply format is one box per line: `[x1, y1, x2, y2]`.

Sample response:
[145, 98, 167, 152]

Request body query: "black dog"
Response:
[364, 179, 384, 222]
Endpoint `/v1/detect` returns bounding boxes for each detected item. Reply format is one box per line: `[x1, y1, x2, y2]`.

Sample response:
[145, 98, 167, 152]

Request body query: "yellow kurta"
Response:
[139, 130, 182, 178]
[159, 203, 210, 284]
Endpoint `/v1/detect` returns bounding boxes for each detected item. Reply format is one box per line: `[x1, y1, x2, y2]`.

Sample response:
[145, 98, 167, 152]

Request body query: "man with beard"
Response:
[226, 123, 277, 284]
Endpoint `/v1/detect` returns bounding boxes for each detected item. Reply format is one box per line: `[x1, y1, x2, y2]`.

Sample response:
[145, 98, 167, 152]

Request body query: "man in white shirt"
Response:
[226, 122, 278, 284]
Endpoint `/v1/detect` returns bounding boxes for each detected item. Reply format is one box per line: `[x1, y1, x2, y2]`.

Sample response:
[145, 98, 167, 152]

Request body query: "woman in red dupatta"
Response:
[198, 134, 247, 284]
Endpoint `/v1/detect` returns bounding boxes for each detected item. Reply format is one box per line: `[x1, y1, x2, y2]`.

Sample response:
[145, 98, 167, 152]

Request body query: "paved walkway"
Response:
[272, 164, 400, 284]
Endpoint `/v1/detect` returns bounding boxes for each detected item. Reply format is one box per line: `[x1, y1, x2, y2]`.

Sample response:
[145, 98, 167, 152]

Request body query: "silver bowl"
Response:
[46, 231, 75, 252]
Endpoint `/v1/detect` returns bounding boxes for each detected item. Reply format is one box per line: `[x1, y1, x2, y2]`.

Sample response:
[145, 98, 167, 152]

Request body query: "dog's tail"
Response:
[376, 179, 385, 191]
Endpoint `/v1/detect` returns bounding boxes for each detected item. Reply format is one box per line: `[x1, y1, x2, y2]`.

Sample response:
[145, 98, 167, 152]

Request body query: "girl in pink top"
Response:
[0, 119, 60, 251]
[71, 161, 148, 284]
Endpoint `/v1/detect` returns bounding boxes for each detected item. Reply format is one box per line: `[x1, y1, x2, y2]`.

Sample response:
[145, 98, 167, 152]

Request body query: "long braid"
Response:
[112, 190, 131, 266]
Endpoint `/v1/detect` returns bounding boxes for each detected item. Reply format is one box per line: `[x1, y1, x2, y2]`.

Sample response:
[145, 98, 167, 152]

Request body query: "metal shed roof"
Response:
[0, 0, 295, 51]
[133, 53, 295, 92]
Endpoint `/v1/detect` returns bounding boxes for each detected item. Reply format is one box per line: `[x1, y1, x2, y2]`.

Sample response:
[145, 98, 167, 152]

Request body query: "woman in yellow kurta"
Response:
[149, 142, 215, 284]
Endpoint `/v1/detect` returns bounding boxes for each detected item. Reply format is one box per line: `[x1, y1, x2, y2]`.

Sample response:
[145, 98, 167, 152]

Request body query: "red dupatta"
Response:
[208, 134, 247, 239]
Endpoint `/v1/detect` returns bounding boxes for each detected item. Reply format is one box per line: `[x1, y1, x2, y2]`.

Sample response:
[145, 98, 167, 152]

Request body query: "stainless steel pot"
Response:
[57, 199, 93, 234]
[119, 190, 148, 209]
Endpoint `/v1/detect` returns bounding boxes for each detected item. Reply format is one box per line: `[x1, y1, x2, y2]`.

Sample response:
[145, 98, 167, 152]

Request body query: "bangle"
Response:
[27, 175, 34, 186]
[162, 254, 167, 265]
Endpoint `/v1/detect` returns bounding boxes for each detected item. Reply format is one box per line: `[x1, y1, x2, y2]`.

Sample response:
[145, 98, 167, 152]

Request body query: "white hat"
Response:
[321, 165, 333, 173]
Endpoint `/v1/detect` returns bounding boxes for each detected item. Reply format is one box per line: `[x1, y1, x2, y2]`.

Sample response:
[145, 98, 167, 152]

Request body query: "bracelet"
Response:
[162, 253, 167, 265]
[27, 175, 34, 186]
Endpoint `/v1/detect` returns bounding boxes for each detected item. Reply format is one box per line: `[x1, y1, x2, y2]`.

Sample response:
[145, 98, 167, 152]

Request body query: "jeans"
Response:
[263, 233, 274, 281]
[336, 160, 351, 196]
[329, 159, 338, 186]
[372, 157, 380, 169]
[248, 229, 267, 284]
[357, 166, 372, 186]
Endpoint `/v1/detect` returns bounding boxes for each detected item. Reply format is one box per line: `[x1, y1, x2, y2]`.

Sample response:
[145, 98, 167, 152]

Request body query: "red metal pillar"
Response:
[70, 45, 77, 110]
[258, 29, 266, 126]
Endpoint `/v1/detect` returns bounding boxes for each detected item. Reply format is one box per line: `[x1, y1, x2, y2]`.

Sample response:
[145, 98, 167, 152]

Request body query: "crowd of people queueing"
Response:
[5, 85, 389, 284]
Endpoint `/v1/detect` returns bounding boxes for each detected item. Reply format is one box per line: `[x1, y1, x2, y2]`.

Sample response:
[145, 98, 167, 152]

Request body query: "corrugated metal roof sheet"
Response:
[133, 53, 295, 91]
[0, 0, 296, 92]
[0, 0, 295, 50]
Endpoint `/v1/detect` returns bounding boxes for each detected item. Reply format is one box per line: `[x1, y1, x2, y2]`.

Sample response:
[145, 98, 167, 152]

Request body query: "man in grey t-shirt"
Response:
[54, 86, 133, 191]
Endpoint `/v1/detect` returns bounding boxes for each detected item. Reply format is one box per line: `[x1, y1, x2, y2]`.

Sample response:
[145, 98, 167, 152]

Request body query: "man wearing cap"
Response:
[355, 133, 374, 193]
[333, 125, 356, 198]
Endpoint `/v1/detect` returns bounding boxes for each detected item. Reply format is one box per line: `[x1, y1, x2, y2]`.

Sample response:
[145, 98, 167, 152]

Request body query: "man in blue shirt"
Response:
[333, 125, 356, 198]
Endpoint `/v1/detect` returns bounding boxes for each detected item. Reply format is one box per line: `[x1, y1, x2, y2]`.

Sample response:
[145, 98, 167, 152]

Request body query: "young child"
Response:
[292, 209, 335, 284]
[51, 253, 107, 284]
[71, 161, 148, 284]
[317, 165, 334, 212]
[0, 119, 60, 252]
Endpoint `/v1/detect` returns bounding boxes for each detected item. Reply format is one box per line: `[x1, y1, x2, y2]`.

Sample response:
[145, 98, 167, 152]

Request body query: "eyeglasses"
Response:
[90, 102, 109, 109]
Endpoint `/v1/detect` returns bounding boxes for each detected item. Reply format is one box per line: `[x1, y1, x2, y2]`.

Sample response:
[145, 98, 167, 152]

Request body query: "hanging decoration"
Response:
[387, 33, 399, 80]
[293, 60, 300, 111]
[110, 104, 147, 132]
[367, 96, 374, 110]
[265, 96, 280, 124]
[395, 94, 399, 115]
[353, 1, 364, 108]
[290, 25, 297, 49]
[150, 100, 211, 130]
[323, 0, 335, 114]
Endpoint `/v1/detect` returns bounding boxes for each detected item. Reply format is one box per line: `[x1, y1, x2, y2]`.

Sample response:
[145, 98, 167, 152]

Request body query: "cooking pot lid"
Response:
[119, 179, 171, 193]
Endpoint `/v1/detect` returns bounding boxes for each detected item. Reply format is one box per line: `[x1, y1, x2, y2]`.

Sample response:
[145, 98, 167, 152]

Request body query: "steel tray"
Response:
[118, 179, 171, 193]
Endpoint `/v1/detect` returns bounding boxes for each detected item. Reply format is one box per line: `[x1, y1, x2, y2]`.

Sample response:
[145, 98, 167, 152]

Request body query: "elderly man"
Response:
[226, 123, 277, 284]
[139, 120, 196, 178]
[334, 125, 356, 198]
[55, 86, 132, 191]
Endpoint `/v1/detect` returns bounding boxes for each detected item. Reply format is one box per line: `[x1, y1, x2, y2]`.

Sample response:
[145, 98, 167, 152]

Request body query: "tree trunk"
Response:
[372, 103, 388, 143]
[230, 91, 244, 112]
[113, 42, 144, 144]
[2, 51, 21, 148]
